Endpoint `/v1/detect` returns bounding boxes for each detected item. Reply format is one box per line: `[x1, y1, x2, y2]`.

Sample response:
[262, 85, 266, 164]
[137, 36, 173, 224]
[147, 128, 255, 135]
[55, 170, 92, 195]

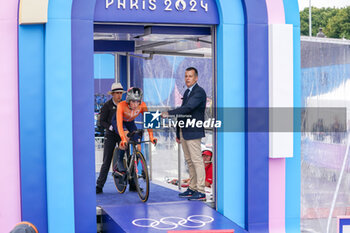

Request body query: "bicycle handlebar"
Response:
[126, 129, 157, 146]
[127, 129, 143, 139]
[129, 140, 153, 145]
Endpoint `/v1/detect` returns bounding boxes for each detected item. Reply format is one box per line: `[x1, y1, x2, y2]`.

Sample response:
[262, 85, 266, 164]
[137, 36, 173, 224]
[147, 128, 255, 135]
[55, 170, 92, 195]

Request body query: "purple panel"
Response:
[94, 0, 219, 25]
[242, 0, 268, 24]
[244, 24, 269, 233]
[242, 0, 269, 232]
[71, 1, 97, 233]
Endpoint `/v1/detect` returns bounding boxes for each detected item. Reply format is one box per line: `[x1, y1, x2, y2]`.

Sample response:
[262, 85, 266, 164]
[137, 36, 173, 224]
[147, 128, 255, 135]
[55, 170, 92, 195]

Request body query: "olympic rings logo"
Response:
[132, 215, 214, 230]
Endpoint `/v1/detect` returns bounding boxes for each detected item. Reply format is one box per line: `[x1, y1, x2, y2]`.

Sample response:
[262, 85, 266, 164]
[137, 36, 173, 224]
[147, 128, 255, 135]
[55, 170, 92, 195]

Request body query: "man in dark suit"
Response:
[96, 82, 125, 194]
[161, 67, 207, 200]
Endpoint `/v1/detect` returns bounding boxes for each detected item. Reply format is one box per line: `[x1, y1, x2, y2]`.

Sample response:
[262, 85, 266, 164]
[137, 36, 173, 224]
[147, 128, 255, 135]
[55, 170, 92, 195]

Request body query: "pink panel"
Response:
[265, 0, 285, 24]
[0, 0, 19, 19]
[269, 158, 286, 233]
[0, 1, 21, 232]
[266, 1, 286, 232]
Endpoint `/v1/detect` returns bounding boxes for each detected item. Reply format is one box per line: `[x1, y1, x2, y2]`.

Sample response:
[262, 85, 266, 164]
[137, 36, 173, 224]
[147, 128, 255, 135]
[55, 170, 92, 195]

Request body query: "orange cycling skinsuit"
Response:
[116, 100, 156, 147]
[114, 87, 157, 174]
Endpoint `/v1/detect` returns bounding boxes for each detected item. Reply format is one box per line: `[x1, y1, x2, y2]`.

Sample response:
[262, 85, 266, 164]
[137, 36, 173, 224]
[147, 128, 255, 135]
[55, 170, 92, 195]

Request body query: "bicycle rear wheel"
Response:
[133, 151, 150, 202]
[112, 148, 127, 193]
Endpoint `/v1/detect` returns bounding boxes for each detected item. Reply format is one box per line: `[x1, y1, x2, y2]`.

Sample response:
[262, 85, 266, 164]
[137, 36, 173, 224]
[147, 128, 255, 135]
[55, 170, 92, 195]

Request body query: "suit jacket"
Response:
[168, 83, 206, 140]
[99, 98, 117, 133]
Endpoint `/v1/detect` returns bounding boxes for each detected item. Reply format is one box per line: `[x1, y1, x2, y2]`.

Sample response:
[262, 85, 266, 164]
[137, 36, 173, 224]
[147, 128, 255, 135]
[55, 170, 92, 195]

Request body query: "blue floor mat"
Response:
[96, 173, 247, 233]
[96, 172, 183, 206]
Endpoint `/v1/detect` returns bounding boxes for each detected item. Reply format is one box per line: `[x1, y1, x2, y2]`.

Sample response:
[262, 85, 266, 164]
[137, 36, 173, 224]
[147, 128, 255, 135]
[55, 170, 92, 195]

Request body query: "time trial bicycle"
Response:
[112, 129, 154, 202]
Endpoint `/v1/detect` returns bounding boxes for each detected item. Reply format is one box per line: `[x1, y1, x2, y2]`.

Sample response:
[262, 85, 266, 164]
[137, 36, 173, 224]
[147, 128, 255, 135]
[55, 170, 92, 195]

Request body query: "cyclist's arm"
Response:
[118, 130, 130, 150]
[147, 129, 154, 141]
[141, 102, 155, 140]
[117, 102, 127, 142]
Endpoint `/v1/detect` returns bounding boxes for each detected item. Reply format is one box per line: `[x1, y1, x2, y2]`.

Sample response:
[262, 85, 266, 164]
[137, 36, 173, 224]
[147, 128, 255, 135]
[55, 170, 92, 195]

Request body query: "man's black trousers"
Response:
[96, 131, 120, 188]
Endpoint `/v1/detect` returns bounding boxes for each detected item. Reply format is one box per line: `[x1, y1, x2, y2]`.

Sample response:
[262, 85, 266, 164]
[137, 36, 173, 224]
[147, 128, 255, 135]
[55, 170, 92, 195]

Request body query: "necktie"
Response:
[184, 89, 189, 99]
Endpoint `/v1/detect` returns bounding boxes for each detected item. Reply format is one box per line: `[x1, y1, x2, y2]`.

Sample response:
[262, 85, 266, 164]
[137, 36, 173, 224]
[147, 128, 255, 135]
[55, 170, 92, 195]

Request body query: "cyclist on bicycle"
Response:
[115, 87, 157, 173]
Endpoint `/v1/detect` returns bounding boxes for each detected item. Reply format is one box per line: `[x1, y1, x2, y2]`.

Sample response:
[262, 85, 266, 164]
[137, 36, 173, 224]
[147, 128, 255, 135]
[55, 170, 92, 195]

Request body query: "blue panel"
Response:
[283, 0, 300, 27]
[285, 32, 301, 233]
[71, 1, 97, 233]
[102, 201, 247, 233]
[47, 0, 73, 19]
[339, 218, 350, 233]
[94, 0, 219, 25]
[102, 55, 115, 80]
[285, 25, 301, 233]
[284, 1, 301, 233]
[45, 18, 75, 233]
[94, 40, 135, 52]
[19, 25, 48, 233]
[93, 55, 100, 79]
[244, 19, 269, 233]
[215, 0, 244, 24]
[217, 23, 245, 228]
[94, 54, 115, 80]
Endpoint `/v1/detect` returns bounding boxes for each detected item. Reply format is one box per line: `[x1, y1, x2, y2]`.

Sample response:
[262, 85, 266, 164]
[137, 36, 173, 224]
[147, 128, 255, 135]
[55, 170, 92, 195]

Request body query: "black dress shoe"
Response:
[96, 186, 103, 194]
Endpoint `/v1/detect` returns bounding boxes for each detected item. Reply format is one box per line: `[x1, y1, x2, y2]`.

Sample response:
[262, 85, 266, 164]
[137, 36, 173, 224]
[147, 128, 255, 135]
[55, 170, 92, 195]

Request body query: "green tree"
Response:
[325, 7, 350, 39]
[300, 7, 338, 37]
[300, 8, 311, 36]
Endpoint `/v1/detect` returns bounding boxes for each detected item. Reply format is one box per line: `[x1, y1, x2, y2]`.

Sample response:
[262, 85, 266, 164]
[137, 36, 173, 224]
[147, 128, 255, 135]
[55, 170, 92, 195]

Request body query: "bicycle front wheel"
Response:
[133, 151, 150, 202]
[112, 148, 127, 193]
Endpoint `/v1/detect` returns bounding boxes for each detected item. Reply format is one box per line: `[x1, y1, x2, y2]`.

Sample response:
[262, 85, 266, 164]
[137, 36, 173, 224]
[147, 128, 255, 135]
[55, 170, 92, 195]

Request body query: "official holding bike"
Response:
[96, 82, 125, 194]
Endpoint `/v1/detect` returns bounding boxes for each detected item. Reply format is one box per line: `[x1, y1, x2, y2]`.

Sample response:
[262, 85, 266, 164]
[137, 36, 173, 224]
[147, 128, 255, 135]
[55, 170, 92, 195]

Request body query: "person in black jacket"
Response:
[161, 67, 207, 201]
[96, 83, 125, 194]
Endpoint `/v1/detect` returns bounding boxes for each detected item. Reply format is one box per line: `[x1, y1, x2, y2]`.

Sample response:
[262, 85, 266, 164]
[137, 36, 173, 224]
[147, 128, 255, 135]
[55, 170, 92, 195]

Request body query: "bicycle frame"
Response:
[113, 128, 154, 201]
[123, 141, 151, 182]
